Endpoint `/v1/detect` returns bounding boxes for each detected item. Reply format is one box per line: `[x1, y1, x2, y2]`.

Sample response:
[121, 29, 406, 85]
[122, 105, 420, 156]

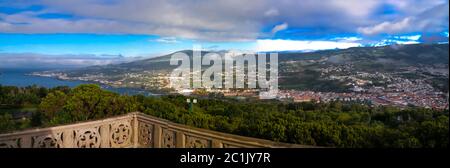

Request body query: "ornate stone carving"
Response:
[0, 138, 20, 148]
[162, 129, 175, 148]
[138, 122, 154, 147]
[33, 133, 63, 148]
[0, 113, 301, 148]
[110, 121, 132, 147]
[186, 135, 211, 148]
[75, 128, 101, 148]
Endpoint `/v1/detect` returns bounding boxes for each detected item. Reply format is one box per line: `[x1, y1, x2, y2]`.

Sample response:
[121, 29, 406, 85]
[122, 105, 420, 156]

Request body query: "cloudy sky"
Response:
[0, 0, 449, 59]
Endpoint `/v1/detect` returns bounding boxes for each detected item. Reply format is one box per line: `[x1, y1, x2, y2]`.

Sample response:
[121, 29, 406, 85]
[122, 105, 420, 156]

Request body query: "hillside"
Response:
[36, 43, 449, 92]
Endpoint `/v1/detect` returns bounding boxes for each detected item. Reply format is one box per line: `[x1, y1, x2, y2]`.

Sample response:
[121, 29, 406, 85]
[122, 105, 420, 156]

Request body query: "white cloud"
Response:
[396, 35, 421, 41]
[264, 8, 279, 17]
[377, 35, 421, 46]
[155, 37, 179, 44]
[397, 41, 420, 44]
[271, 22, 288, 34]
[358, 1, 448, 36]
[256, 39, 361, 52]
[0, 53, 135, 68]
[330, 0, 379, 18]
[0, 0, 447, 42]
[385, 0, 447, 15]
[331, 37, 363, 42]
[358, 17, 413, 35]
[372, 39, 420, 47]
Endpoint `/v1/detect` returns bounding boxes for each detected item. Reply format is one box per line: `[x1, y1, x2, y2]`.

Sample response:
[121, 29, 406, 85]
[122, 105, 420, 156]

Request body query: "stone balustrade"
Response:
[0, 112, 310, 148]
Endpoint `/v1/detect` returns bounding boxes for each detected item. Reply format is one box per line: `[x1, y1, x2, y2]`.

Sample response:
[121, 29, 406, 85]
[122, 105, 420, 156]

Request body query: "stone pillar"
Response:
[21, 135, 32, 148]
[133, 114, 139, 148]
[100, 125, 110, 148]
[153, 125, 162, 148]
[63, 130, 74, 148]
[176, 132, 185, 148]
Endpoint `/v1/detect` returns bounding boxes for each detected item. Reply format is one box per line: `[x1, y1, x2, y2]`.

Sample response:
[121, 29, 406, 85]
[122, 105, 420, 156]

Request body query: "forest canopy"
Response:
[1, 84, 448, 148]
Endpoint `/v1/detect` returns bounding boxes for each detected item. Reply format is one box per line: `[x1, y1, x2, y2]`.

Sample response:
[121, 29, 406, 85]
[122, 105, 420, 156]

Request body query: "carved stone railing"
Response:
[0, 112, 311, 148]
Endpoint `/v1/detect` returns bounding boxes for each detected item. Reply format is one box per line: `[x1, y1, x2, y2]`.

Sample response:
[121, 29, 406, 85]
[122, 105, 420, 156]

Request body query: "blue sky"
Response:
[0, 34, 256, 56]
[0, 0, 449, 58]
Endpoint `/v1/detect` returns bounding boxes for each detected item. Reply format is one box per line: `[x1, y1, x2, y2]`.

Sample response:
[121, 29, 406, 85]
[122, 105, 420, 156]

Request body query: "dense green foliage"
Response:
[1, 84, 448, 148]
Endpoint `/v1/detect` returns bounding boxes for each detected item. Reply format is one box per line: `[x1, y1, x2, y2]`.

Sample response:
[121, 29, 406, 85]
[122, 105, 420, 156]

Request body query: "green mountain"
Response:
[49, 43, 449, 92]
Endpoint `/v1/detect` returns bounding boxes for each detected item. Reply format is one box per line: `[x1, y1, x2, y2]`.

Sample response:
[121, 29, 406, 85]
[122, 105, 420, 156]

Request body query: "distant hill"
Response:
[67, 43, 448, 74]
[280, 43, 448, 64]
[64, 50, 215, 77]
[278, 43, 448, 91]
[50, 43, 448, 92]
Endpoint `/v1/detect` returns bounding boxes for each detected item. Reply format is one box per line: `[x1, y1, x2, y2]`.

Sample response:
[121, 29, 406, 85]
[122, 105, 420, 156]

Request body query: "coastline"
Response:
[1, 70, 163, 96]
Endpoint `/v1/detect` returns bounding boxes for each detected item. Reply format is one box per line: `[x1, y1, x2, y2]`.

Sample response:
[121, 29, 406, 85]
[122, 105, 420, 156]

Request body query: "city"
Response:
[31, 44, 449, 110]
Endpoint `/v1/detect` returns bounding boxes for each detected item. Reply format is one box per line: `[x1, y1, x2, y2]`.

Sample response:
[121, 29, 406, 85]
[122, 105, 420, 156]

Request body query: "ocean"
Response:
[0, 68, 156, 96]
